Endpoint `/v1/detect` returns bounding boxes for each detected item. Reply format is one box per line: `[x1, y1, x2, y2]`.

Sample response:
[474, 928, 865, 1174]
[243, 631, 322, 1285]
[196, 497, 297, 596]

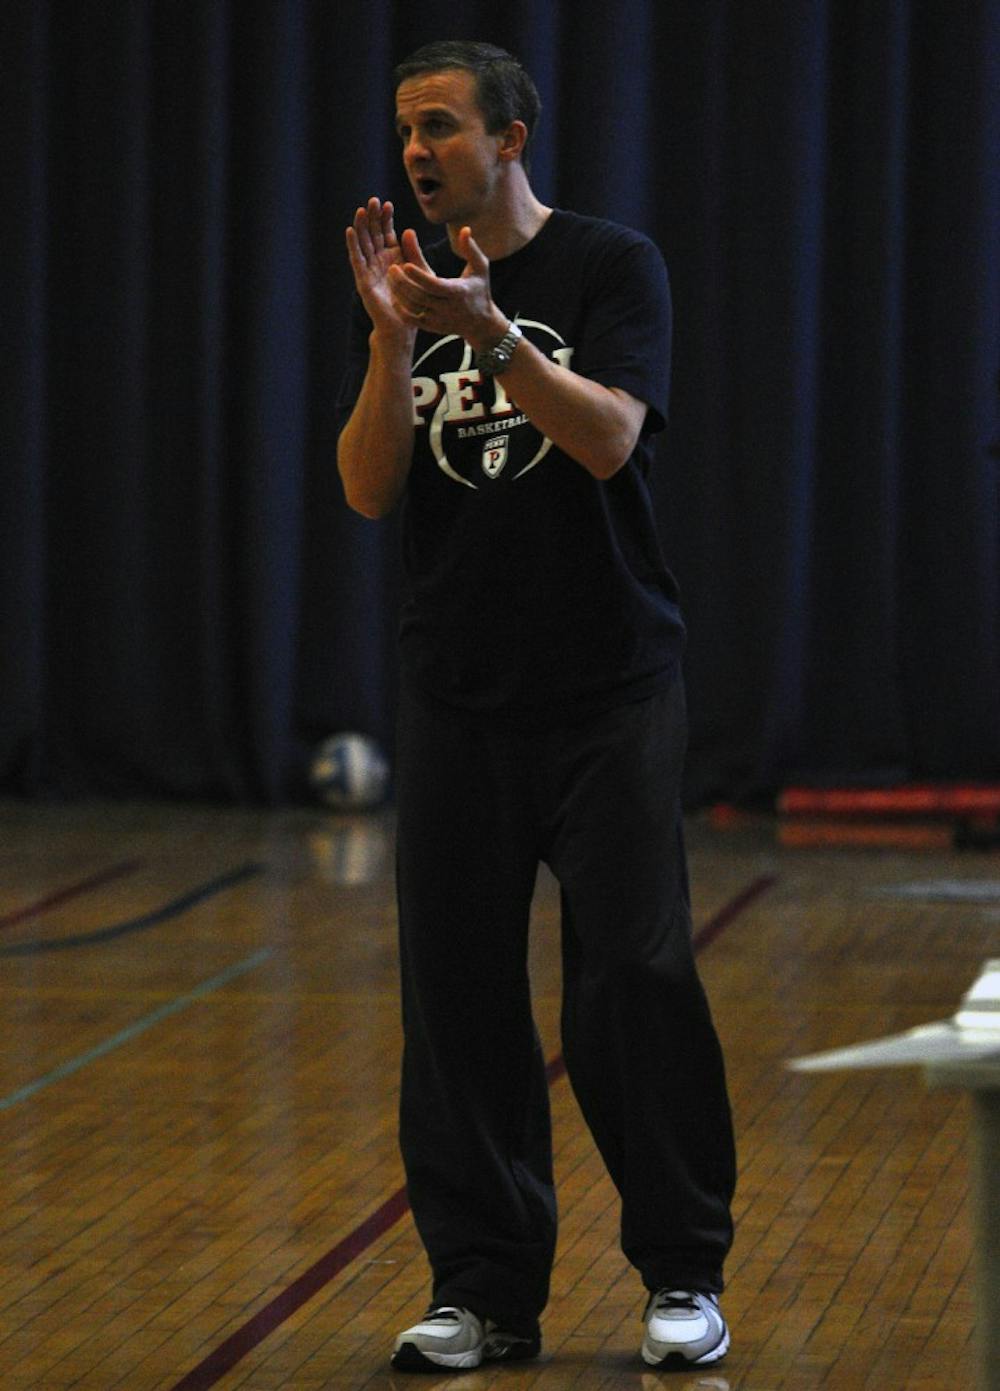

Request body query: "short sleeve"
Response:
[577, 234, 672, 434]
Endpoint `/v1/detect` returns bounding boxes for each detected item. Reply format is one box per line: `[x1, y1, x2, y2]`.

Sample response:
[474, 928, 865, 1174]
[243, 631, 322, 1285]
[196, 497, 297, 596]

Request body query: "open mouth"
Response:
[416, 178, 442, 197]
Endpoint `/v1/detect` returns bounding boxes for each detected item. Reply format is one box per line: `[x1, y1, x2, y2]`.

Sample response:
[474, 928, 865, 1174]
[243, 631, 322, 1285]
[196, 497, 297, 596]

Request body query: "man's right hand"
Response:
[345, 197, 413, 342]
[338, 196, 418, 518]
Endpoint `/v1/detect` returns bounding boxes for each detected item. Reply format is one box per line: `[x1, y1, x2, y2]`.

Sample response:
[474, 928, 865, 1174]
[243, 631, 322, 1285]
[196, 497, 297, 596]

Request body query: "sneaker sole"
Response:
[391, 1335, 541, 1373]
[641, 1326, 730, 1368]
[391, 1342, 483, 1371]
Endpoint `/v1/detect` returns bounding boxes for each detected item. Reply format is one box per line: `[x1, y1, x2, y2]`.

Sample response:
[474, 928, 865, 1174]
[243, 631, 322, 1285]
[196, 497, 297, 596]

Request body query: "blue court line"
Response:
[0, 862, 264, 956]
[0, 947, 274, 1112]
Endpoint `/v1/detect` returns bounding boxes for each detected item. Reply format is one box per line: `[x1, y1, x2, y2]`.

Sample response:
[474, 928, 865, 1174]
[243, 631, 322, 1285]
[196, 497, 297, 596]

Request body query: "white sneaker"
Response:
[641, 1289, 729, 1367]
[391, 1305, 541, 1371]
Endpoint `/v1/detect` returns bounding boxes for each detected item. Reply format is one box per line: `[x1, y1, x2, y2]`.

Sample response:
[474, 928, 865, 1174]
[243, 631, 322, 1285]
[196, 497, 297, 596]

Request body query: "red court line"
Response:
[169, 873, 777, 1390]
[0, 860, 142, 931]
[693, 873, 779, 954]
[170, 1187, 411, 1391]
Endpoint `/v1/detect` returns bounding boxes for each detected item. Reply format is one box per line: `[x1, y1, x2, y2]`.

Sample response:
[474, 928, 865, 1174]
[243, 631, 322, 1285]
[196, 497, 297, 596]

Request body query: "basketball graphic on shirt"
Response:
[411, 321, 574, 489]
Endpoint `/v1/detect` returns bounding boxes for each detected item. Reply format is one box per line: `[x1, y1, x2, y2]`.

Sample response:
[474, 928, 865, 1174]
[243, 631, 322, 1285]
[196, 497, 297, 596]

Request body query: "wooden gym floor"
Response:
[1, 797, 994, 1389]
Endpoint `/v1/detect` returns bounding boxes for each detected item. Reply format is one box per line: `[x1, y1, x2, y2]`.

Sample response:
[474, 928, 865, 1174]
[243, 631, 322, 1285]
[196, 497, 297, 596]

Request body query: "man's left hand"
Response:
[388, 227, 506, 351]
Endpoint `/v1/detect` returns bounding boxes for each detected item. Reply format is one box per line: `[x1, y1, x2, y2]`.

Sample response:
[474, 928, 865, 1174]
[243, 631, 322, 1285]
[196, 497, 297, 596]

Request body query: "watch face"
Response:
[484, 325, 520, 373]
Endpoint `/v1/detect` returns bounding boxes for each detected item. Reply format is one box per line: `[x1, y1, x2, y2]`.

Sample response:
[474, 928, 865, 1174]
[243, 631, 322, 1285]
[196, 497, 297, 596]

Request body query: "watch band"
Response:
[475, 320, 523, 376]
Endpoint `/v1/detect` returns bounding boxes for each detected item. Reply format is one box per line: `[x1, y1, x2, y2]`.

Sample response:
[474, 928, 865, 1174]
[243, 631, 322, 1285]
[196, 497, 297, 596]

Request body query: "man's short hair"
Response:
[394, 41, 542, 172]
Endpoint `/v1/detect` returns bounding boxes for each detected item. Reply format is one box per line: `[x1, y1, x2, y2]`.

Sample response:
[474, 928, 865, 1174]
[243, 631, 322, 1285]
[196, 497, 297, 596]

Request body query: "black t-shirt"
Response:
[336, 208, 685, 716]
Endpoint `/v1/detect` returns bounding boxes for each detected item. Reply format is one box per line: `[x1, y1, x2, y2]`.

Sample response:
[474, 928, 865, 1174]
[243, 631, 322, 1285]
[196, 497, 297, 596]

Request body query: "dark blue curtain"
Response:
[3, 0, 998, 804]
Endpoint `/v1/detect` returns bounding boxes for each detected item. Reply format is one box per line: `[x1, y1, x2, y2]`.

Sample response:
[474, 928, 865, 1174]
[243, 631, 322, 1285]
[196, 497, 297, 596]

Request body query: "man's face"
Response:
[395, 68, 507, 226]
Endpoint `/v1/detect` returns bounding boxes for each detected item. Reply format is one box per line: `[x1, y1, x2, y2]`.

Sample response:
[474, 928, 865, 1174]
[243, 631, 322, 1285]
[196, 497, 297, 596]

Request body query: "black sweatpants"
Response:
[395, 670, 735, 1330]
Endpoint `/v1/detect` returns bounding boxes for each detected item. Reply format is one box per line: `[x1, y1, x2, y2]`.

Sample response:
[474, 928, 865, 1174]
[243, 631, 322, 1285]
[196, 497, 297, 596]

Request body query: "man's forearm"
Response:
[495, 334, 646, 481]
[338, 333, 416, 518]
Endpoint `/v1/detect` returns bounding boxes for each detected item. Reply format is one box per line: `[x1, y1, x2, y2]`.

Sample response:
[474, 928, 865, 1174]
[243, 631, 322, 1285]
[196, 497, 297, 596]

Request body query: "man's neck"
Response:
[447, 181, 552, 261]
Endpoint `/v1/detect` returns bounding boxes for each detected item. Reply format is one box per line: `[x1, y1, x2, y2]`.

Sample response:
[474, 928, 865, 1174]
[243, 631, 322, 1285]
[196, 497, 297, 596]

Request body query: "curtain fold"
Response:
[3, 0, 997, 803]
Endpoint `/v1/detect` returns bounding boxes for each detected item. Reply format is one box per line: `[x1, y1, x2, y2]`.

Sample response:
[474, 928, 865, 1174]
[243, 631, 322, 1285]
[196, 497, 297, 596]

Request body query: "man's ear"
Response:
[497, 120, 528, 162]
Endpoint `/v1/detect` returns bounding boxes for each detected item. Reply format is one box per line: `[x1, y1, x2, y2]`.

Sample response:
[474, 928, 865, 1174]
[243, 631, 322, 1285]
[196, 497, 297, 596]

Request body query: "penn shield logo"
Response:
[411, 319, 575, 489]
[482, 436, 508, 479]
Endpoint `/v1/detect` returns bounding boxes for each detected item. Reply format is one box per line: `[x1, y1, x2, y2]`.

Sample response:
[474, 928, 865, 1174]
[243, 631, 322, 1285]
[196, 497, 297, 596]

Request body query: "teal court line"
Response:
[0, 862, 264, 955]
[0, 947, 274, 1112]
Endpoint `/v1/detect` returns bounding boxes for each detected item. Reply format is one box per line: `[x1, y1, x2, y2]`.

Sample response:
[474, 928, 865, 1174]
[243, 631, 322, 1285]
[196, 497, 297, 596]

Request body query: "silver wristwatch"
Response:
[475, 320, 523, 376]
